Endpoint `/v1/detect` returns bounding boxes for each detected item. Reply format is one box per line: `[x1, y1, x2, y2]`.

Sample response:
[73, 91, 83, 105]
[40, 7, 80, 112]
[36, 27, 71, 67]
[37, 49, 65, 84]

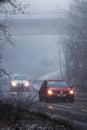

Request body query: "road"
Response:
[52, 100, 87, 114]
[0, 72, 87, 129]
[31, 72, 87, 128]
[29, 101, 87, 129]
[1, 71, 87, 113]
[1, 75, 87, 114]
[32, 86, 87, 124]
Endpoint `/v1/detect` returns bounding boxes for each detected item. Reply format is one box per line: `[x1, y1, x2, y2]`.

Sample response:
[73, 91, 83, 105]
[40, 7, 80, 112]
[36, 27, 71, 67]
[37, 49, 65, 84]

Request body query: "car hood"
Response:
[49, 87, 70, 92]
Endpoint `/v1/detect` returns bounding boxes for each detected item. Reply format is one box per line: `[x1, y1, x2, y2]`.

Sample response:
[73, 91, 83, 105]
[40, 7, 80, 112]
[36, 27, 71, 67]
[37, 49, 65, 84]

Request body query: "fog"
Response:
[22, 0, 72, 13]
[1, 0, 70, 79]
[2, 35, 60, 79]
[30, 0, 71, 10]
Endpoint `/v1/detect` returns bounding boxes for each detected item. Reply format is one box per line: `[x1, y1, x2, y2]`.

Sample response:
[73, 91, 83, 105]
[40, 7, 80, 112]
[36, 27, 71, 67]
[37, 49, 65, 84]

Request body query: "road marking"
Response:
[82, 109, 87, 113]
[53, 104, 72, 109]
[48, 105, 53, 109]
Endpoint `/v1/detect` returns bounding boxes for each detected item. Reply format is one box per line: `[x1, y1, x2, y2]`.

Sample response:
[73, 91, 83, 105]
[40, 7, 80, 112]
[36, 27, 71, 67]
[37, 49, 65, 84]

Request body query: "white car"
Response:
[10, 74, 30, 92]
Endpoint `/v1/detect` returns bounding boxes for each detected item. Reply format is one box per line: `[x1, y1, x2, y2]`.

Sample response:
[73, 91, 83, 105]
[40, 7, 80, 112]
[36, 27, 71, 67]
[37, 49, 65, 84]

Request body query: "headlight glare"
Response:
[47, 90, 53, 96]
[24, 81, 30, 87]
[11, 81, 17, 87]
[69, 90, 74, 95]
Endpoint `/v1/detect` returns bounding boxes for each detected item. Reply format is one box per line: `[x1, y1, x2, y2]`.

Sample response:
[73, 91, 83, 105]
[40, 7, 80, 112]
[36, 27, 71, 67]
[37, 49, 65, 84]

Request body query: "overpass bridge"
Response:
[10, 12, 69, 35]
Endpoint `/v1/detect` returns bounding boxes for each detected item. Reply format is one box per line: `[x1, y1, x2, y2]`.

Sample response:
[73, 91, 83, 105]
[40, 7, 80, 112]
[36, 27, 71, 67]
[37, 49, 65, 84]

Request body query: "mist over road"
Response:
[2, 18, 65, 79]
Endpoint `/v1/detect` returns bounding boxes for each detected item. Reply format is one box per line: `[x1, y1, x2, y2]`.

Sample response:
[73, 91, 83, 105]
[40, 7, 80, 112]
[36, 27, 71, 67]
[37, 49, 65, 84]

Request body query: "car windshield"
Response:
[13, 75, 27, 80]
[47, 81, 68, 87]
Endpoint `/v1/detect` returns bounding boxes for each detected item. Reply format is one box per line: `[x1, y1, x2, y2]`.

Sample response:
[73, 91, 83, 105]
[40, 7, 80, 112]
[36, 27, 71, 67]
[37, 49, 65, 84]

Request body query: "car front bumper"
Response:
[10, 86, 30, 92]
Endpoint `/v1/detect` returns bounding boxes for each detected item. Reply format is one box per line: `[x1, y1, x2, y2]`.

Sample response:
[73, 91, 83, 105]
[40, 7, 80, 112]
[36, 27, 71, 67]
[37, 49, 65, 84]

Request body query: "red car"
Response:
[39, 80, 75, 103]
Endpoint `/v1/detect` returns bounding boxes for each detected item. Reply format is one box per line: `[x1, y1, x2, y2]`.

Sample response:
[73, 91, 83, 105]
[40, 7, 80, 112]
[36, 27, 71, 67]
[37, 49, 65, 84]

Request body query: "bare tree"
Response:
[0, 0, 29, 77]
[64, 0, 87, 91]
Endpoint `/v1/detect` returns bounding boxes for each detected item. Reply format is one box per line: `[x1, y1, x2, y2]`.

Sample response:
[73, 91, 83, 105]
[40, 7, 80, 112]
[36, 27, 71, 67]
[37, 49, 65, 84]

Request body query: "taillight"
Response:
[69, 90, 74, 95]
[47, 90, 53, 96]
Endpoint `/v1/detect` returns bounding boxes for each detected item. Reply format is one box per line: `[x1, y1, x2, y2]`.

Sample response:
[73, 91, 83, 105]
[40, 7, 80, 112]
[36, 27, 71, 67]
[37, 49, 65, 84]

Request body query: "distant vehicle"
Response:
[39, 80, 75, 103]
[10, 74, 30, 93]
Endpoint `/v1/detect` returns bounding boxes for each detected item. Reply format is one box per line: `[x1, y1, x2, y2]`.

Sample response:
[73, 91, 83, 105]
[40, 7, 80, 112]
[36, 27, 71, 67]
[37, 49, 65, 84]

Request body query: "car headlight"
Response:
[47, 90, 53, 96]
[11, 81, 17, 87]
[24, 81, 30, 87]
[69, 90, 74, 95]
